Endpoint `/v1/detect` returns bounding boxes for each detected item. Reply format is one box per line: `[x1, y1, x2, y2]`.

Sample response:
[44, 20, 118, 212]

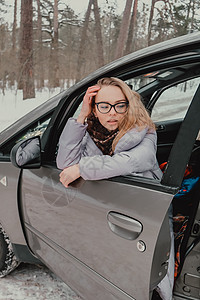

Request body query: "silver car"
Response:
[0, 32, 200, 300]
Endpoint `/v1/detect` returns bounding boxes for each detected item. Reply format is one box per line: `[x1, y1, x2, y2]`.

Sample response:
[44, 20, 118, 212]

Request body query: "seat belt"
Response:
[162, 84, 200, 188]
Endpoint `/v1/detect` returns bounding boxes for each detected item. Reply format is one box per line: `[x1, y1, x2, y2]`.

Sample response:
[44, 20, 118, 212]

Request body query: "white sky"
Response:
[5, 0, 128, 21]
[68, 0, 126, 15]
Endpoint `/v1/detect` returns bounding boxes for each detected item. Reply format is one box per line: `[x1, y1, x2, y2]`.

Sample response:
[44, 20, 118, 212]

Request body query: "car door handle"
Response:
[107, 212, 143, 240]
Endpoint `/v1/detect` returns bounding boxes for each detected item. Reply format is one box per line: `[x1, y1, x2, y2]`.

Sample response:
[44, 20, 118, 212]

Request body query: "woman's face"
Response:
[94, 85, 127, 131]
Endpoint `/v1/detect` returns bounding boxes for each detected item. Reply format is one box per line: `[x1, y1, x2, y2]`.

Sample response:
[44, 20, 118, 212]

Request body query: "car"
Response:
[0, 32, 200, 300]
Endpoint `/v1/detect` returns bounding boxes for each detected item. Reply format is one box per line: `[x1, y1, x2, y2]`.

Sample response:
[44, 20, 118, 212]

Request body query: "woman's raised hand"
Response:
[77, 85, 100, 124]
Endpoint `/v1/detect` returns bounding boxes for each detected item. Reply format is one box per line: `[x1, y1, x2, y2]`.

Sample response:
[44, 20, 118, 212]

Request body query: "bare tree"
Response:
[148, 0, 171, 45]
[76, 0, 93, 81]
[114, 0, 133, 59]
[165, 0, 177, 35]
[125, 0, 138, 54]
[0, 0, 199, 96]
[0, 24, 7, 94]
[48, 0, 59, 87]
[148, 0, 156, 45]
[184, 0, 192, 33]
[191, 0, 195, 31]
[50, 0, 59, 87]
[20, 0, 35, 99]
[8, 0, 18, 86]
[36, 0, 44, 89]
[12, 0, 17, 52]
[93, 0, 104, 67]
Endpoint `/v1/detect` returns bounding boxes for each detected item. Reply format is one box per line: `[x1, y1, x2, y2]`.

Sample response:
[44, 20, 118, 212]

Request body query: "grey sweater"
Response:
[56, 118, 162, 181]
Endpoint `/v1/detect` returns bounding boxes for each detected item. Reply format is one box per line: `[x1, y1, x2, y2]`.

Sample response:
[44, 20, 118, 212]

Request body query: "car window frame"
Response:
[42, 55, 200, 193]
[147, 75, 200, 117]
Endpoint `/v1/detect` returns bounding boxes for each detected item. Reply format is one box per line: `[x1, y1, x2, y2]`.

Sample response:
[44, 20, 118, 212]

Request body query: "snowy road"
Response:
[0, 263, 81, 300]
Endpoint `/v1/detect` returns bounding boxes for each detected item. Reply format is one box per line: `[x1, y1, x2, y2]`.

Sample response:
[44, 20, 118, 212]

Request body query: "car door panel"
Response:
[0, 162, 26, 245]
[19, 167, 174, 300]
[24, 221, 132, 300]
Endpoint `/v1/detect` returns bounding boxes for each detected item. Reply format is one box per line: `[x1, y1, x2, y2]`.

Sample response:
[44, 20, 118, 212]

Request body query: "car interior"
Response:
[134, 65, 200, 299]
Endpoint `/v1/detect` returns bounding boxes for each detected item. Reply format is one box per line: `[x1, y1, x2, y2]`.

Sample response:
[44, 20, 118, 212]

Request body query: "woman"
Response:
[57, 77, 173, 300]
[56, 77, 162, 186]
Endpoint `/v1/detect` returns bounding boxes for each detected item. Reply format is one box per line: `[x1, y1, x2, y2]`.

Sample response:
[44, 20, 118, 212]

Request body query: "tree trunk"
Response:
[49, 0, 59, 87]
[76, 0, 93, 82]
[125, 0, 138, 54]
[0, 24, 6, 94]
[93, 0, 104, 67]
[12, 0, 17, 52]
[20, 0, 35, 100]
[147, 0, 156, 46]
[165, 0, 177, 35]
[184, 0, 192, 33]
[53, 0, 59, 87]
[18, 0, 25, 90]
[36, 0, 44, 89]
[114, 0, 133, 59]
[191, 0, 195, 32]
[9, 0, 17, 87]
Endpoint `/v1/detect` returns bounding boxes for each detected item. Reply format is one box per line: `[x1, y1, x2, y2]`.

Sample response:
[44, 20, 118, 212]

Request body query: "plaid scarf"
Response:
[87, 113, 119, 156]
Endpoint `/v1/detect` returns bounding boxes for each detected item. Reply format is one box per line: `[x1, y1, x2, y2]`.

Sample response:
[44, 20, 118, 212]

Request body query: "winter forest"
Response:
[0, 0, 199, 101]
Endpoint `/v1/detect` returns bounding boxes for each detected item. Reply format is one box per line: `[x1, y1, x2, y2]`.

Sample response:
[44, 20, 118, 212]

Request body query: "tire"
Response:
[0, 225, 19, 277]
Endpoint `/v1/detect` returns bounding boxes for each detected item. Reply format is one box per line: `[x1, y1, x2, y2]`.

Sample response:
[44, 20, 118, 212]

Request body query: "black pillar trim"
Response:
[162, 84, 200, 187]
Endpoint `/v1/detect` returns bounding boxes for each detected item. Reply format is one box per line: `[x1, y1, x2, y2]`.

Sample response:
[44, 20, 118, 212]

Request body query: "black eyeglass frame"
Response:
[95, 101, 129, 114]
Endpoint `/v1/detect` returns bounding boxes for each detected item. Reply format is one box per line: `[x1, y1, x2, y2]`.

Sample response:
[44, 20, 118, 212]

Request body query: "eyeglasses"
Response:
[95, 101, 129, 114]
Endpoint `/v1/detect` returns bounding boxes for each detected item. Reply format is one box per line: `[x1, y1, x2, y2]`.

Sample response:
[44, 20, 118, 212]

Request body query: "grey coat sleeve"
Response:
[79, 136, 157, 180]
[56, 118, 88, 169]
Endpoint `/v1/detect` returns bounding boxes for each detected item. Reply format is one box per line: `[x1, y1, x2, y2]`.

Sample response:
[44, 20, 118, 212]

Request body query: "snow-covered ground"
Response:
[0, 263, 81, 300]
[0, 88, 61, 132]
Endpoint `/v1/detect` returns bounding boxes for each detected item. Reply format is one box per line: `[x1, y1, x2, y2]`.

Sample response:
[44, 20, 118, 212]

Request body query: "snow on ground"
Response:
[0, 87, 61, 132]
[0, 263, 81, 300]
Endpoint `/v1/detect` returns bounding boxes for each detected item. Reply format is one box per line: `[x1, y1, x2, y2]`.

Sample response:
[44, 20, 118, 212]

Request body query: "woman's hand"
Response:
[77, 85, 100, 124]
[59, 164, 80, 188]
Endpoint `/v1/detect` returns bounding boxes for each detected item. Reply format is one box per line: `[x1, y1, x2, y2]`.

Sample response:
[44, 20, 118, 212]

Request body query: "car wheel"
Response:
[0, 225, 19, 277]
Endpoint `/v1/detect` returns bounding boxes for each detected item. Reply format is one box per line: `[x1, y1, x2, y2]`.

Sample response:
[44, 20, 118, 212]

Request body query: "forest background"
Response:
[0, 0, 199, 101]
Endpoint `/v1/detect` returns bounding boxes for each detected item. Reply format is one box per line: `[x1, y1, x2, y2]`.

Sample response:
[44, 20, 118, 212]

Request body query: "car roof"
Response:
[68, 32, 200, 89]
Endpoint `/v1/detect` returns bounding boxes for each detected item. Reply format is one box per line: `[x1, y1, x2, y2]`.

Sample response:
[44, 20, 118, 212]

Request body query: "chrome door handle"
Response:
[107, 212, 143, 240]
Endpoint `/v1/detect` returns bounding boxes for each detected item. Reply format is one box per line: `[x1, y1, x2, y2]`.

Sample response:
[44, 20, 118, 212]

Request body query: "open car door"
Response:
[15, 82, 200, 300]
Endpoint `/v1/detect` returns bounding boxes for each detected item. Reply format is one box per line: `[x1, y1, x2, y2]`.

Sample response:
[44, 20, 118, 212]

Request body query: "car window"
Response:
[151, 77, 199, 122]
[16, 117, 51, 143]
[73, 103, 82, 119]
[0, 116, 51, 157]
[125, 75, 156, 90]
[72, 76, 199, 125]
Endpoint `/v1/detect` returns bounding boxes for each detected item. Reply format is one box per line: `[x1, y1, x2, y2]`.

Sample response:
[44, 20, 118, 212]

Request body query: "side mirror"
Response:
[10, 136, 41, 169]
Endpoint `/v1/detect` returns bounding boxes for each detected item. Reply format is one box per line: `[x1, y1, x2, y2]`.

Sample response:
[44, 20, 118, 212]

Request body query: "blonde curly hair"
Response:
[95, 77, 155, 151]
